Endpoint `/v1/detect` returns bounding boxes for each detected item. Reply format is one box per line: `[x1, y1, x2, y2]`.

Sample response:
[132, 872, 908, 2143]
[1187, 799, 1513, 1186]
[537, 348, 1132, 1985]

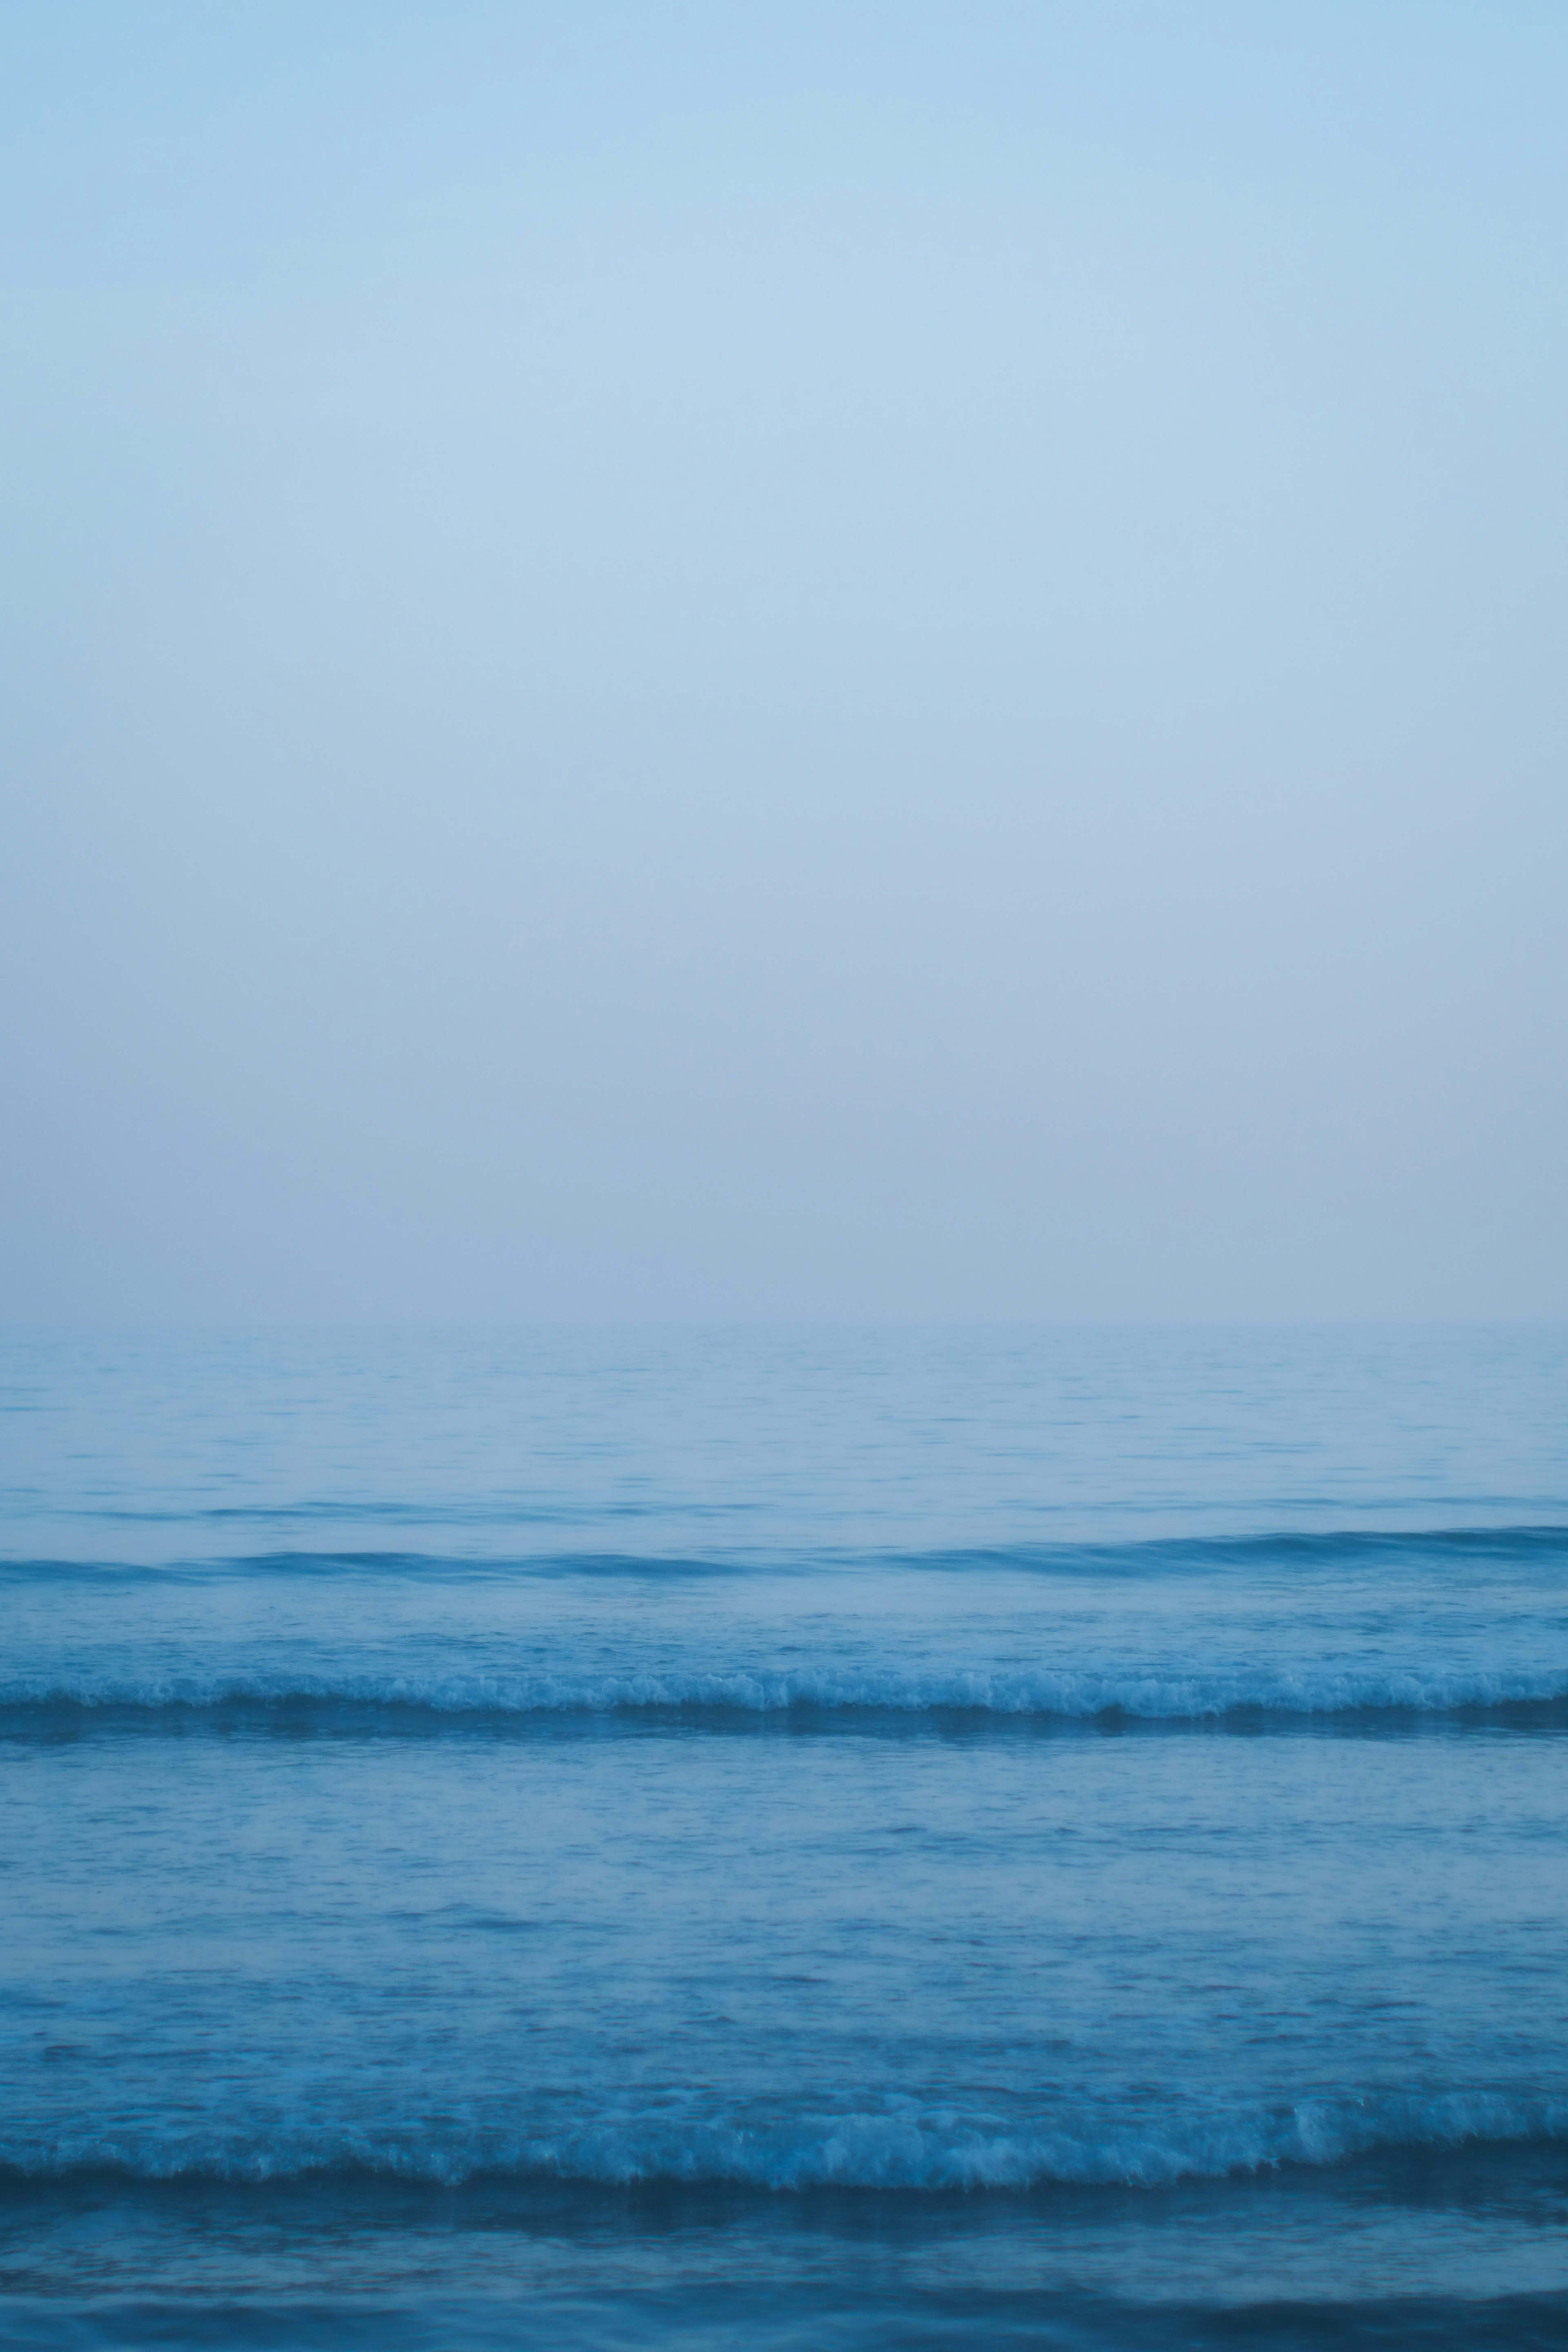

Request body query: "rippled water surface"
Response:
[2, 1326, 1566, 2348]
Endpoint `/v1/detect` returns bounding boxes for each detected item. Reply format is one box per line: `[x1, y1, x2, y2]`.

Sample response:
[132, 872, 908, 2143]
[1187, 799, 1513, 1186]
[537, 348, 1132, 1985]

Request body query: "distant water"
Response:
[3, 1325, 1567, 2351]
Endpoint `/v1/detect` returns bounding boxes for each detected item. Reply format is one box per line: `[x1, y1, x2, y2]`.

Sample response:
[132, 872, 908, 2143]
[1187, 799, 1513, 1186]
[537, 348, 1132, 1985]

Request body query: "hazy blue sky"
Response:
[3, 1, 1564, 1320]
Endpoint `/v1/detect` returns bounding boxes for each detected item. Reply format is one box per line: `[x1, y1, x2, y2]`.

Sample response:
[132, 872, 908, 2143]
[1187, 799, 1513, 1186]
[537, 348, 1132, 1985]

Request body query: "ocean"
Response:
[2, 1324, 1566, 2350]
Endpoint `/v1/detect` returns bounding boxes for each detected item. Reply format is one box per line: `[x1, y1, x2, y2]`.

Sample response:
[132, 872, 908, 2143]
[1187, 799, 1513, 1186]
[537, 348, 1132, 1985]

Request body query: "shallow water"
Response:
[2, 1326, 1566, 2348]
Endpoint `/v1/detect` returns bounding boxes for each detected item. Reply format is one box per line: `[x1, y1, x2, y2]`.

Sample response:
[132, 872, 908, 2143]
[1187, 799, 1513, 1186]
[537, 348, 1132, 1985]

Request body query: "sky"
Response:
[2, 0, 1565, 1322]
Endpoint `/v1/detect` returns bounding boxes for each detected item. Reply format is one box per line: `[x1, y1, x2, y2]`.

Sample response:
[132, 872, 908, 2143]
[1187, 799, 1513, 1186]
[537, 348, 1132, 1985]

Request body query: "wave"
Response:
[915, 1523, 1568, 1574]
[0, 1550, 744, 1584]
[5, 1661, 1568, 1728]
[4, 2091, 1566, 2195]
[3, 1523, 1567, 1585]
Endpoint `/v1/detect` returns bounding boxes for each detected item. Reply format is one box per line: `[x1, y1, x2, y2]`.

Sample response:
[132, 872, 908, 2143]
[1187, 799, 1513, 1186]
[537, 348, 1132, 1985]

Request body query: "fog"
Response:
[3, 1, 1564, 1319]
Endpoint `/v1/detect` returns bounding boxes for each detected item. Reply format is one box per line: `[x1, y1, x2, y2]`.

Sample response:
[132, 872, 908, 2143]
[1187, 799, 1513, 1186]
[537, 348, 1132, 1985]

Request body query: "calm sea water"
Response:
[2, 1325, 1567, 2350]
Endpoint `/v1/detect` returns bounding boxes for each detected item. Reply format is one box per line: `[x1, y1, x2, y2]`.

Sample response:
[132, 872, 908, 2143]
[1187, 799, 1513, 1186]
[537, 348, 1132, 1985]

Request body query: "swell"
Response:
[3, 2093, 1566, 2195]
[3, 1522, 1566, 1584]
[4, 1665, 1568, 1735]
[2, 2296, 1566, 2352]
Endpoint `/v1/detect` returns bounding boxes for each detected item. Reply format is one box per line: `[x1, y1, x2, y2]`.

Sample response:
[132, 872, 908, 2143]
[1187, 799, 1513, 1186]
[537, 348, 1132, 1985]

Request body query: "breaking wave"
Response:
[4, 2091, 1566, 2195]
[4, 1661, 1568, 1728]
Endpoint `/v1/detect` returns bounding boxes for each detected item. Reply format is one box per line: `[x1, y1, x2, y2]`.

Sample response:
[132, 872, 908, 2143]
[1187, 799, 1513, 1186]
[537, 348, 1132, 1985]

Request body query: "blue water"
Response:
[3, 1325, 1567, 2349]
